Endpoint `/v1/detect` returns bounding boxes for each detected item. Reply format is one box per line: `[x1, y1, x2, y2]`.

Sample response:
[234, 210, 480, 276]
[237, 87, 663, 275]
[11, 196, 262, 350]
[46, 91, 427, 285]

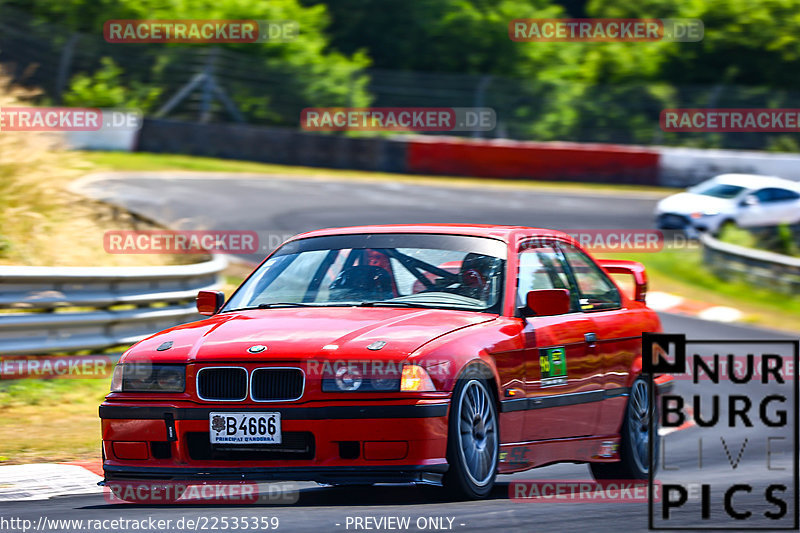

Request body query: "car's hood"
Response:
[124, 307, 496, 363]
[656, 192, 736, 214]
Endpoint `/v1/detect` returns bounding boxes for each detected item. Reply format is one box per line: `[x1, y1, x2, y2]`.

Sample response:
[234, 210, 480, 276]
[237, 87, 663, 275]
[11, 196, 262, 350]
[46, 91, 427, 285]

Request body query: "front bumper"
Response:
[100, 401, 449, 484]
[101, 464, 447, 485]
[656, 212, 691, 230]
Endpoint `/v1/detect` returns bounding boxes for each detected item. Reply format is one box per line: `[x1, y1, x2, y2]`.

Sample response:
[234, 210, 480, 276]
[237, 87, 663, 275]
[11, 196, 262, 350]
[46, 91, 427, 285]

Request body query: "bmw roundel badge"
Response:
[247, 345, 267, 354]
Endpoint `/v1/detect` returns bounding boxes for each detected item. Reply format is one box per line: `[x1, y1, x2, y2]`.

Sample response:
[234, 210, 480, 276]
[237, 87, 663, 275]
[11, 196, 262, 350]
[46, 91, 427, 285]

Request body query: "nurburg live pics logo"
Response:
[643, 333, 799, 530]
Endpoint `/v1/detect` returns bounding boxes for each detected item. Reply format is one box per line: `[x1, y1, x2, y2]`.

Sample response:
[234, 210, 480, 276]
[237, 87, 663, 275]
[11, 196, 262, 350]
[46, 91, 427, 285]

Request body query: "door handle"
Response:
[585, 332, 597, 344]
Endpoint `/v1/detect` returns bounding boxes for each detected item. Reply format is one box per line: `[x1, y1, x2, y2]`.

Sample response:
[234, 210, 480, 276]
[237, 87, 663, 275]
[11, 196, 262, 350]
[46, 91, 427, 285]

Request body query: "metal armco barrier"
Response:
[0, 256, 227, 355]
[136, 119, 661, 184]
[701, 233, 800, 294]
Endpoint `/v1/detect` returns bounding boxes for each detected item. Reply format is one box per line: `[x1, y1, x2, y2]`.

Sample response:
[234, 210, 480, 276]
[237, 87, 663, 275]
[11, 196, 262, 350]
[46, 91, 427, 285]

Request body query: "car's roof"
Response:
[290, 224, 570, 243]
[710, 173, 800, 190]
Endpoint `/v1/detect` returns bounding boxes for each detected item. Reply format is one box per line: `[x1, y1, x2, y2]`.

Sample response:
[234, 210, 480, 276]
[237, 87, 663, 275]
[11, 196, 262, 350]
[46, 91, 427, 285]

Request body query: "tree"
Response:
[3, 0, 371, 123]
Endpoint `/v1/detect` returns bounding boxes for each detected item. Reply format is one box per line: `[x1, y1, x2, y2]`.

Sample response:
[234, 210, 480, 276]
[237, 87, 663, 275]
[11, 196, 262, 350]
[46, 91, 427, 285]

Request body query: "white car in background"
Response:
[655, 174, 800, 235]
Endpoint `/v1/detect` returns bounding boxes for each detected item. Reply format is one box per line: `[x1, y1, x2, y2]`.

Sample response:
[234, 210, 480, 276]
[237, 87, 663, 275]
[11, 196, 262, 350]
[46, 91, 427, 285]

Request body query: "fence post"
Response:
[54, 33, 79, 104]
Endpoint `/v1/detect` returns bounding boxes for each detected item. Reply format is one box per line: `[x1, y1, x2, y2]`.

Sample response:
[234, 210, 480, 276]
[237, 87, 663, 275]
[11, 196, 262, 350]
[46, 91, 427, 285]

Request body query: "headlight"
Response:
[334, 365, 363, 391]
[110, 363, 185, 392]
[320, 361, 412, 392]
[322, 366, 401, 392]
[691, 210, 719, 219]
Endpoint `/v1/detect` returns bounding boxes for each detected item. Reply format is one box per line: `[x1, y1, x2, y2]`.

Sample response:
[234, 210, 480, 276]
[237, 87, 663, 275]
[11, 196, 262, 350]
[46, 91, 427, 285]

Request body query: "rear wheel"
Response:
[591, 376, 656, 480]
[443, 373, 499, 499]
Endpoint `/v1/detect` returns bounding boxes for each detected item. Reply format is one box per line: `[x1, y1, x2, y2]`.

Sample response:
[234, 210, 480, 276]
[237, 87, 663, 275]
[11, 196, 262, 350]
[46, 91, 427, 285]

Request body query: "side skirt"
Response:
[497, 435, 622, 474]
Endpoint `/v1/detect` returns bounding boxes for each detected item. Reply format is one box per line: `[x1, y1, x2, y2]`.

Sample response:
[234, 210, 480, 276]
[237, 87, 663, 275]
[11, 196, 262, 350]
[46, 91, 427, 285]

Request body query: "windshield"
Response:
[224, 233, 507, 313]
[692, 183, 746, 199]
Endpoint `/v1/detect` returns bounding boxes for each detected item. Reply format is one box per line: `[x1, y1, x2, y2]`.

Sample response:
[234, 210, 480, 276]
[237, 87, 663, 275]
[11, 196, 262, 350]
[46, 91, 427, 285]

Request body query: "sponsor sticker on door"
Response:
[540, 347, 567, 387]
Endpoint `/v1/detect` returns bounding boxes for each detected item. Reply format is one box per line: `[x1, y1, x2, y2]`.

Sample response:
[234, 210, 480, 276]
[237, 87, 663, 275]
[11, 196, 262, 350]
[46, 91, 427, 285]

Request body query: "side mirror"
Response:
[741, 195, 758, 207]
[524, 289, 571, 317]
[197, 290, 225, 315]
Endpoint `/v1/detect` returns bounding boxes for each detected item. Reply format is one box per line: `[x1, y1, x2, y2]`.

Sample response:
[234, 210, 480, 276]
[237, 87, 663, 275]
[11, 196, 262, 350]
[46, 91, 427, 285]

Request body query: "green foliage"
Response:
[718, 222, 758, 248]
[6, 0, 800, 143]
[63, 58, 162, 110]
[616, 248, 800, 322]
[719, 222, 800, 257]
[6, 0, 371, 120]
[775, 223, 800, 256]
[305, 0, 800, 146]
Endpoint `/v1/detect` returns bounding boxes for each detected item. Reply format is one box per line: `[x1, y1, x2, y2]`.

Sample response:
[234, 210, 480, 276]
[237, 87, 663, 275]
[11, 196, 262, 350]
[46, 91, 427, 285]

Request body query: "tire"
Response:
[591, 375, 657, 480]
[442, 370, 499, 499]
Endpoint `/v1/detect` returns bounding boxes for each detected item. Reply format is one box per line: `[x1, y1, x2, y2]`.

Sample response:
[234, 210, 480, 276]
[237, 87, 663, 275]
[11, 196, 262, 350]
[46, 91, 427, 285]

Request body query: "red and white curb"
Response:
[647, 291, 744, 323]
[0, 462, 102, 501]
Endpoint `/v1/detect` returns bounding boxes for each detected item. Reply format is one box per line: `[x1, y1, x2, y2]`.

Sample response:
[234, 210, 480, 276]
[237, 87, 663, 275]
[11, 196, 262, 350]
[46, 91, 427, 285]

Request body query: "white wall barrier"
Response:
[658, 147, 800, 187]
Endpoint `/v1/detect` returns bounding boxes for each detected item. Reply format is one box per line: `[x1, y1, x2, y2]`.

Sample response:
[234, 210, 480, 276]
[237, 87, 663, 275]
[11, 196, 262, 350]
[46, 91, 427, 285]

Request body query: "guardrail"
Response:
[700, 233, 800, 295]
[0, 255, 227, 355]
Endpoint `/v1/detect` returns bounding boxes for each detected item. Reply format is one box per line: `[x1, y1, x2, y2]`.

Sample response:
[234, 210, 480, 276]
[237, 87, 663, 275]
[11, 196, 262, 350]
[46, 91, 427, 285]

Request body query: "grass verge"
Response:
[0, 79, 204, 267]
[600, 247, 800, 333]
[0, 266, 247, 465]
[0, 379, 108, 464]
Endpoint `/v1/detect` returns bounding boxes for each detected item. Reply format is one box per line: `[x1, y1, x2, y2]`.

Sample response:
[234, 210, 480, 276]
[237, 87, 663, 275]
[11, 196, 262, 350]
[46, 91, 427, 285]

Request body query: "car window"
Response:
[753, 189, 773, 203]
[756, 188, 800, 202]
[774, 188, 800, 201]
[517, 245, 579, 312]
[390, 249, 463, 294]
[693, 183, 746, 199]
[558, 244, 621, 312]
[224, 234, 507, 313]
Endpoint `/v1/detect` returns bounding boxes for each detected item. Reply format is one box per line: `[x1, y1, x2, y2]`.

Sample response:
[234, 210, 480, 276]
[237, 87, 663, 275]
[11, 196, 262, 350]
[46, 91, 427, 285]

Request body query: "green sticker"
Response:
[539, 346, 567, 387]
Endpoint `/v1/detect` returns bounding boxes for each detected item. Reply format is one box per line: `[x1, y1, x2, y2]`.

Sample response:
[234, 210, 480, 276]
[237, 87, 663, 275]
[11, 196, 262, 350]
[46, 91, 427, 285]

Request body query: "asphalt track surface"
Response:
[74, 172, 668, 263]
[9, 172, 794, 532]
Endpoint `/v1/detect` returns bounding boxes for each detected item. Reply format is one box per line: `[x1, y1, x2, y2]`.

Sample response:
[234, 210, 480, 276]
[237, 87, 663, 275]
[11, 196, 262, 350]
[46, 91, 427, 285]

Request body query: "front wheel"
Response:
[591, 375, 657, 480]
[443, 375, 499, 499]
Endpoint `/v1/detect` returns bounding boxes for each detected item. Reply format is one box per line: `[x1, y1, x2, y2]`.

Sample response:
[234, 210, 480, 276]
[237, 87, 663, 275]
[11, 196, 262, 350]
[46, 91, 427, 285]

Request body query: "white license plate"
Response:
[209, 412, 281, 444]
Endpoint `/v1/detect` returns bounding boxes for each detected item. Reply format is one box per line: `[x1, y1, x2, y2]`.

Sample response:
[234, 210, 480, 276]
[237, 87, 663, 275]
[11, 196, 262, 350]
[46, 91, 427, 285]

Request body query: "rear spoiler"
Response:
[597, 259, 647, 303]
[655, 374, 674, 394]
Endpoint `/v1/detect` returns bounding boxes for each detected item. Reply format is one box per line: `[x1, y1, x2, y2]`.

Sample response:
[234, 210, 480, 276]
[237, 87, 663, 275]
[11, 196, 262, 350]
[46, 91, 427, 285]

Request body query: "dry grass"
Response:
[0, 74, 201, 266]
[0, 75, 211, 463]
[0, 379, 108, 464]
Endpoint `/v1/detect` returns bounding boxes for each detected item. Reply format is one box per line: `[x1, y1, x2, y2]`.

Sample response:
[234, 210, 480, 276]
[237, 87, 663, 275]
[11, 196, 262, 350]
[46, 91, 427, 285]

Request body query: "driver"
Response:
[457, 253, 502, 301]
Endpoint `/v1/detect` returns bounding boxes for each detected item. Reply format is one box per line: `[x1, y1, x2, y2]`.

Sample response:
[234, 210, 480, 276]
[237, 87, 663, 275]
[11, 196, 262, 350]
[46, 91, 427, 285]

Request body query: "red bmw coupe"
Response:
[100, 224, 669, 499]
